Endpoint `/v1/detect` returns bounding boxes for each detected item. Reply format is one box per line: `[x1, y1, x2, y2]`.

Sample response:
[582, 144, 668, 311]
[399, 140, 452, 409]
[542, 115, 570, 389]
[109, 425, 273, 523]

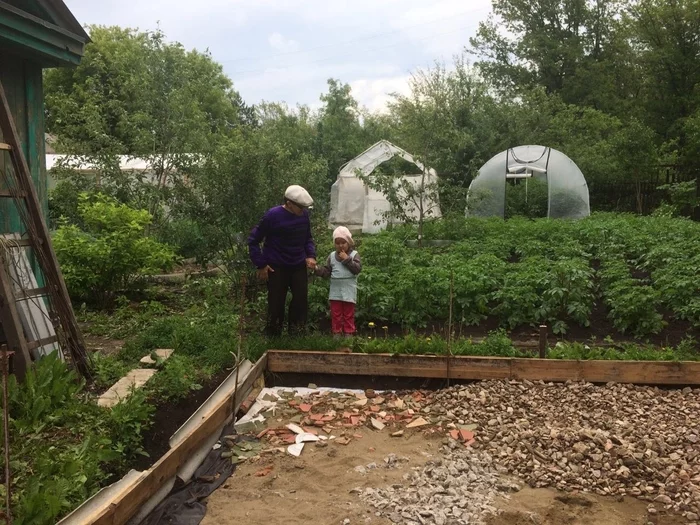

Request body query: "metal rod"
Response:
[539, 325, 548, 358]
[1, 345, 11, 524]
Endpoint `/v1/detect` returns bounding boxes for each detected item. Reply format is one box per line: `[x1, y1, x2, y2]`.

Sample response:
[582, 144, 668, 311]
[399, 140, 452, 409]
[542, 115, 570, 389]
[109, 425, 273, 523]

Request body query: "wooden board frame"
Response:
[86, 354, 268, 525]
[69, 349, 700, 525]
[266, 350, 700, 385]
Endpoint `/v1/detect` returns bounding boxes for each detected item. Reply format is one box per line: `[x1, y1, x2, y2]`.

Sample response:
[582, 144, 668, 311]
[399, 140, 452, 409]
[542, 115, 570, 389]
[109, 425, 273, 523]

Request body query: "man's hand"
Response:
[306, 257, 317, 270]
[337, 250, 349, 261]
[257, 265, 274, 281]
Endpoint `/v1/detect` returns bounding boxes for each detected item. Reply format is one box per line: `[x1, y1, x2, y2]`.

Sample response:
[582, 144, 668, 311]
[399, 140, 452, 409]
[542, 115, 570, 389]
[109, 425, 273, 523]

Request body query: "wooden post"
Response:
[539, 325, 547, 359]
[1, 344, 11, 524]
[0, 249, 31, 381]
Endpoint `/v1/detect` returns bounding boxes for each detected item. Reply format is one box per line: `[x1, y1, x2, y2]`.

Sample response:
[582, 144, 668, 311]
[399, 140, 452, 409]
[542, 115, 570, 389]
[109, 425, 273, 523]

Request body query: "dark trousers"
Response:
[266, 263, 308, 337]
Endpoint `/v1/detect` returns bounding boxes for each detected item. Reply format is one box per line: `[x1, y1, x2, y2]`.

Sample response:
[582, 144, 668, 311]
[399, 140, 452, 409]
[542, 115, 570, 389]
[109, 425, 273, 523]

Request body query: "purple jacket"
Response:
[247, 206, 316, 268]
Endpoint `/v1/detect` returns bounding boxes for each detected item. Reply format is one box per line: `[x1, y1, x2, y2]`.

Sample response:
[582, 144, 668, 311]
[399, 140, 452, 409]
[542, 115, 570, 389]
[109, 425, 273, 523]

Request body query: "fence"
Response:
[587, 165, 699, 219]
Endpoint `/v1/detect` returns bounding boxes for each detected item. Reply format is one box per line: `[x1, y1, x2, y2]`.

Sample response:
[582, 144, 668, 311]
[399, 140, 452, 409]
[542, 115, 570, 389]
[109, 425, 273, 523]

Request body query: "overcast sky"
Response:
[64, 0, 493, 112]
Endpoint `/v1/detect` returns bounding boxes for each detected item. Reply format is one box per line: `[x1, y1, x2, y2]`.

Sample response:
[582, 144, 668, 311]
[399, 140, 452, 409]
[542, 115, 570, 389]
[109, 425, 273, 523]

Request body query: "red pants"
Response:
[330, 300, 356, 334]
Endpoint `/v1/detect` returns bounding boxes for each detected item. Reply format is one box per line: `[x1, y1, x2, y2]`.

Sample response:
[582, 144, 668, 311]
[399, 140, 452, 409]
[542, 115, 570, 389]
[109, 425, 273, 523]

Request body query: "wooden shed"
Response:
[0, 0, 89, 233]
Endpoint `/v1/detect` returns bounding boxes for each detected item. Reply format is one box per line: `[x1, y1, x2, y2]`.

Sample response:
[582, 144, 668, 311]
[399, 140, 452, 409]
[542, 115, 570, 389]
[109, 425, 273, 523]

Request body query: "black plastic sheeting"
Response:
[140, 423, 252, 525]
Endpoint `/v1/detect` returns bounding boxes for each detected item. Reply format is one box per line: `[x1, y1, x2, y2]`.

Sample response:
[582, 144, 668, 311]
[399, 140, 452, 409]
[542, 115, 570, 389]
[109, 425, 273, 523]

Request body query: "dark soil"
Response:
[130, 368, 233, 472]
[317, 300, 699, 348]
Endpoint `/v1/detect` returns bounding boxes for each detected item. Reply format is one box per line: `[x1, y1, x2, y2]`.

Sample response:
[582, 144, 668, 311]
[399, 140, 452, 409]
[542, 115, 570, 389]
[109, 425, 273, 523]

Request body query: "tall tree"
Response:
[631, 0, 700, 156]
[469, 0, 637, 114]
[316, 79, 366, 181]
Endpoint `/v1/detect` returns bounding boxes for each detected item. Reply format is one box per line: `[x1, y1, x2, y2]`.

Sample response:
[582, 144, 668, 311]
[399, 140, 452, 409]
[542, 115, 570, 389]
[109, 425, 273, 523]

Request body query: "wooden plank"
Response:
[0, 188, 27, 197]
[0, 142, 10, 150]
[266, 351, 700, 386]
[16, 285, 48, 300]
[0, 249, 31, 379]
[26, 334, 58, 351]
[4, 234, 60, 359]
[89, 353, 268, 525]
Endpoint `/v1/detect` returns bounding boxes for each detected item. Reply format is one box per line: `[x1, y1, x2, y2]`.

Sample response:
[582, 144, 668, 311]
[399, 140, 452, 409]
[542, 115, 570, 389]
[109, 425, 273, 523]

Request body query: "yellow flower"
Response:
[426, 337, 432, 342]
[368, 322, 375, 328]
[382, 326, 389, 330]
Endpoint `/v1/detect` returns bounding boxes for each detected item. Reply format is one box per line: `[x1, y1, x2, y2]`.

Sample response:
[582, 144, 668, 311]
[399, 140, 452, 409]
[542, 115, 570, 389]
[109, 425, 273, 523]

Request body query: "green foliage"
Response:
[309, 214, 699, 337]
[53, 194, 176, 306]
[145, 355, 205, 402]
[505, 178, 548, 218]
[5, 354, 153, 524]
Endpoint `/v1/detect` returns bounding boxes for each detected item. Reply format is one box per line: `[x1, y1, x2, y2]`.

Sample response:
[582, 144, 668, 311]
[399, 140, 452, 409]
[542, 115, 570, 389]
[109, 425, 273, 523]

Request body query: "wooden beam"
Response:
[0, 189, 27, 198]
[26, 334, 58, 351]
[0, 142, 10, 150]
[266, 351, 700, 386]
[89, 354, 268, 525]
[0, 251, 31, 380]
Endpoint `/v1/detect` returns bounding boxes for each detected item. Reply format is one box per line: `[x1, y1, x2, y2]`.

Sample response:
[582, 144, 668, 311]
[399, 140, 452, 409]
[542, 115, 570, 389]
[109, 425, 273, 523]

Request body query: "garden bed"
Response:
[66, 349, 700, 525]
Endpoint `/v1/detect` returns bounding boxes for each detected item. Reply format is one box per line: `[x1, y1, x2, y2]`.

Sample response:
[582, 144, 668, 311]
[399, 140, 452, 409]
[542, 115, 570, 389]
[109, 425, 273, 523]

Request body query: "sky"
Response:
[64, 0, 494, 112]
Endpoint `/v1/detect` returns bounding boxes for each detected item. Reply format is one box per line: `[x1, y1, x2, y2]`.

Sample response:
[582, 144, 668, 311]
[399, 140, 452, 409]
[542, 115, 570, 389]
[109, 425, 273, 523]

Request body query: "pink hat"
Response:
[332, 226, 353, 246]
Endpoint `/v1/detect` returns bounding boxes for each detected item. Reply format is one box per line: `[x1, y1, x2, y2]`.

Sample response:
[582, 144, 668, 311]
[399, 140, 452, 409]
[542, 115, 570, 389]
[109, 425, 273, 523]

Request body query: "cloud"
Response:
[64, 0, 494, 111]
[350, 75, 412, 113]
[268, 32, 300, 53]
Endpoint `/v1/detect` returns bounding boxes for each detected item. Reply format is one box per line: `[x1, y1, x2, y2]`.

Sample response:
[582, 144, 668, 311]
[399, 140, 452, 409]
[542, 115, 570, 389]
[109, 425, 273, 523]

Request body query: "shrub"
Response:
[53, 193, 176, 307]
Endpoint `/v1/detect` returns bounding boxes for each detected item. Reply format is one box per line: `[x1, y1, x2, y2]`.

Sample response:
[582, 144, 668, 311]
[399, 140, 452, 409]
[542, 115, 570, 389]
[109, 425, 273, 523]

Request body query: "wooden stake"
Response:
[1, 344, 11, 524]
[539, 325, 548, 359]
[231, 273, 247, 421]
[447, 270, 454, 387]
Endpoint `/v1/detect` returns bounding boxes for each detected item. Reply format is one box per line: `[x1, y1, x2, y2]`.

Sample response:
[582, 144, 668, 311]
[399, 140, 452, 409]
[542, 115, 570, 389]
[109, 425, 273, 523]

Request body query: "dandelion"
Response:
[426, 337, 432, 342]
[382, 326, 389, 339]
[368, 322, 375, 328]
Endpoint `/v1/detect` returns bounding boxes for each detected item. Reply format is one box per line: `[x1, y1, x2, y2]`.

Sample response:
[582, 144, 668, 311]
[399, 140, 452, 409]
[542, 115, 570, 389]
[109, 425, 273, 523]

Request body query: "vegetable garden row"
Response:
[307, 213, 700, 339]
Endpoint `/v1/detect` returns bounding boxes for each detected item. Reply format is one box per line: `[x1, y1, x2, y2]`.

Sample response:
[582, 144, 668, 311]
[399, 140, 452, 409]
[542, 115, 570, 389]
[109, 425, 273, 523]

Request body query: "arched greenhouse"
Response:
[467, 145, 590, 219]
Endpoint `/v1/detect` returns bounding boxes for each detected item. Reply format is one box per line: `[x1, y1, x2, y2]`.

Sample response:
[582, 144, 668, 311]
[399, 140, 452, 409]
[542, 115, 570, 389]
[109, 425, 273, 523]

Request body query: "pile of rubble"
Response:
[423, 380, 700, 522]
[357, 446, 518, 525]
[231, 381, 700, 523]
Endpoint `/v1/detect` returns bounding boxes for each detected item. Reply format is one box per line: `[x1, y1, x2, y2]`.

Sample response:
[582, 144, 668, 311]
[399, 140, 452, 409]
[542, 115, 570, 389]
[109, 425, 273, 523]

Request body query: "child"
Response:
[315, 226, 362, 337]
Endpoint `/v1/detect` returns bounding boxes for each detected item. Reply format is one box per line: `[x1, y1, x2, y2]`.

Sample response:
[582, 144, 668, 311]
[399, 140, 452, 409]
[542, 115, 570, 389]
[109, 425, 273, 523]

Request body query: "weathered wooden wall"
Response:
[0, 54, 47, 234]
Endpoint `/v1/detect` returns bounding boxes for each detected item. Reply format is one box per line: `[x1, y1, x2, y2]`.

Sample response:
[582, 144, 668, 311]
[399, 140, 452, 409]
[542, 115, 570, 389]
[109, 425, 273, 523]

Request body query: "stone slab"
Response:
[98, 369, 157, 408]
[140, 348, 174, 365]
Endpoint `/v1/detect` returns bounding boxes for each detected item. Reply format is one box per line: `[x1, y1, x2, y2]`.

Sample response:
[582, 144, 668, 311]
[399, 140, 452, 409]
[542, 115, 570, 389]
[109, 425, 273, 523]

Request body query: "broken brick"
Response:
[459, 429, 475, 442]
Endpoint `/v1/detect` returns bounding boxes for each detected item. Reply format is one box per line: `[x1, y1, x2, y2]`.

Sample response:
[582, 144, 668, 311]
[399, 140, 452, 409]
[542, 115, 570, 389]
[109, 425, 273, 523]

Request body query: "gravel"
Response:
[421, 380, 700, 519]
[357, 445, 518, 525]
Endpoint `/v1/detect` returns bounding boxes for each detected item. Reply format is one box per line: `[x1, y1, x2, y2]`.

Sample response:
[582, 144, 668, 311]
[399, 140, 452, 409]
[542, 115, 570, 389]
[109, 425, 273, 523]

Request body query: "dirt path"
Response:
[203, 430, 437, 525]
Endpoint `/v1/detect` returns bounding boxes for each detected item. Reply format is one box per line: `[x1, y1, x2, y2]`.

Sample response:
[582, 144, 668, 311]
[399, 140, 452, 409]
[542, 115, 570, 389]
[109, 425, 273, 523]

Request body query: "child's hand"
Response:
[338, 250, 348, 261]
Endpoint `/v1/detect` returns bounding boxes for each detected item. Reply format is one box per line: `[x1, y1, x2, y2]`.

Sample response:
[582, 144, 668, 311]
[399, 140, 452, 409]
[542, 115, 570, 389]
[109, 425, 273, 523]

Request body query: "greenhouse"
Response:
[329, 140, 440, 233]
[467, 145, 591, 219]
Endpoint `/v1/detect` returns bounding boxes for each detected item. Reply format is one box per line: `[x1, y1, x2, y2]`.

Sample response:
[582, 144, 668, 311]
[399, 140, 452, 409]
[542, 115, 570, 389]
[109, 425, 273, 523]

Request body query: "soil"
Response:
[84, 334, 124, 356]
[202, 429, 437, 525]
[131, 368, 233, 471]
[485, 487, 686, 525]
[319, 300, 699, 349]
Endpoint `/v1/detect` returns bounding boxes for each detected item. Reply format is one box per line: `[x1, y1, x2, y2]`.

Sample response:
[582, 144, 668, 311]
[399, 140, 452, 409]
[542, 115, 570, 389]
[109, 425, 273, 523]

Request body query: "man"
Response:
[248, 185, 317, 336]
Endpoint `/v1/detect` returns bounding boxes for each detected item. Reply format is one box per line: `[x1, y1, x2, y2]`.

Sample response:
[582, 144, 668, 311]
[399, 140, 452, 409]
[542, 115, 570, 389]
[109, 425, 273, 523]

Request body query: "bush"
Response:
[53, 193, 176, 307]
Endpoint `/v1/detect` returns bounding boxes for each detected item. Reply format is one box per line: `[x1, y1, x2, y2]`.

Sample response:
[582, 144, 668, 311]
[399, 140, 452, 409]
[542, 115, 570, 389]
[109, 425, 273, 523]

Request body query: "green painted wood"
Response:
[24, 62, 45, 285]
[0, 3, 84, 66]
[0, 56, 43, 235]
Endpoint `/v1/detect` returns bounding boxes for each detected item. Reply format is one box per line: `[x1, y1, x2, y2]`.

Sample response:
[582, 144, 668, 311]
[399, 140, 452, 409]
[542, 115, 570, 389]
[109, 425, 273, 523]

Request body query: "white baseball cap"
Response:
[284, 185, 313, 207]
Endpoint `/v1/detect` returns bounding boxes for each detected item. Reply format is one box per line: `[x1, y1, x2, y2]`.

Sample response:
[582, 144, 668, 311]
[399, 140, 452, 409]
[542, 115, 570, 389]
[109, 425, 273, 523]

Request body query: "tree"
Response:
[469, 0, 638, 115]
[631, 0, 700, 157]
[44, 26, 246, 227]
[316, 79, 367, 181]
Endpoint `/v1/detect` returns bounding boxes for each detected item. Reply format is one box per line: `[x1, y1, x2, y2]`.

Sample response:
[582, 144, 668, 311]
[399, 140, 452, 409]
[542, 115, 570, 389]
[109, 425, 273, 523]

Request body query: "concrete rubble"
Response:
[229, 381, 700, 524]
